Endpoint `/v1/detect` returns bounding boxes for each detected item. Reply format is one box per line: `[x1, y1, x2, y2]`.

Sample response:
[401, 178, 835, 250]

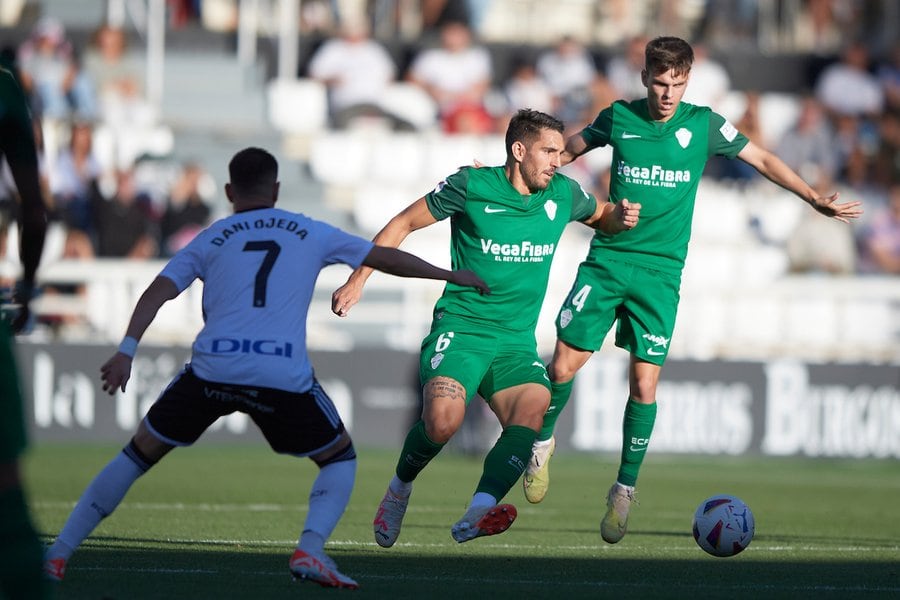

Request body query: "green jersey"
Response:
[425, 165, 596, 332]
[581, 99, 749, 275]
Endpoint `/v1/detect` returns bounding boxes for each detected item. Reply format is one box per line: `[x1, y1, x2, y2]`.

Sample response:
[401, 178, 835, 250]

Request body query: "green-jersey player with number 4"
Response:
[523, 37, 863, 544]
[333, 109, 639, 546]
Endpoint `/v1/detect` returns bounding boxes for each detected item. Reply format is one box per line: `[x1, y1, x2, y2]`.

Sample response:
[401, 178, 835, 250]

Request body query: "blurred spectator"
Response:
[16, 17, 96, 121]
[159, 162, 212, 256]
[873, 109, 900, 188]
[307, 18, 412, 130]
[775, 95, 840, 186]
[857, 183, 900, 275]
[535, 36, 598, 125]
[407, 20, 493, 134]
[167, 0, 202, 28]
[877, 43, 900, 111]
[48, 120, 101, 234]
[421, 0, 473, 33]
[832, 141, 885, 243]
[681, 44, 731, 112]
[790, 0, 846, 55]
[503, 55, 553, 115]
[81, 24, 155, 128]
[92, 168, 156, 258]
[595, 0, 646, 47]
[786, 179, 858, 275]
[605, 35, 648, 101]
[815, 41, 884, 120]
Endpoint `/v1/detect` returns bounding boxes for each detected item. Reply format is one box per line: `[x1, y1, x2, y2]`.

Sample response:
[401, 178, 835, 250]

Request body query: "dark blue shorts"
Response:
[145, 366, 346, 456]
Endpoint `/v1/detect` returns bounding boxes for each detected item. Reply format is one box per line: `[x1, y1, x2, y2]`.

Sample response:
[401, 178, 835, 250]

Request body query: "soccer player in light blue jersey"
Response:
[43, 147, 489, 590]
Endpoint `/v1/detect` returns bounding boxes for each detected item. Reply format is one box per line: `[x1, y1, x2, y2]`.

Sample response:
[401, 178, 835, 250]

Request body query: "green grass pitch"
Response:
[24, 443, 899, 599]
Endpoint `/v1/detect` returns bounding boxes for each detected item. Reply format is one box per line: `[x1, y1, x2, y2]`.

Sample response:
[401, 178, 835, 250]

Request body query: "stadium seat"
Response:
[266, 78, 328, 135]
[352, 183, 417, 235]
[368, 133, 426, 186]
[309, 131, 370, 186]
[378, 82, 439, 131]
[758, 92, 802, 148]
[423, 134, 484, 183]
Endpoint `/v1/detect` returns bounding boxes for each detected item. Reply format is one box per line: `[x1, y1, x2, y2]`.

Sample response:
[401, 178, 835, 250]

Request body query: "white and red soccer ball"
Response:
[692, 494, 755, 557]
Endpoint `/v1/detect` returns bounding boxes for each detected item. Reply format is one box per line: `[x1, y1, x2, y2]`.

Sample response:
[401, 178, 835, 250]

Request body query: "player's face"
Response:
[519, 128, 564, 192]
[643, 67, 689, 122]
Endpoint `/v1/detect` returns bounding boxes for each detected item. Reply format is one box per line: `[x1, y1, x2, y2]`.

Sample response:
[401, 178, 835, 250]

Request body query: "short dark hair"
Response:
[505, 109, 565, 156]
[228, 147, 278, 196]
[645, 36, 694, 77]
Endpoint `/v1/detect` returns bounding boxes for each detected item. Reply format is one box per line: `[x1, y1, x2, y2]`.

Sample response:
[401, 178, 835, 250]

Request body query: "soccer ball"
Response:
[692, 494, 755, 557]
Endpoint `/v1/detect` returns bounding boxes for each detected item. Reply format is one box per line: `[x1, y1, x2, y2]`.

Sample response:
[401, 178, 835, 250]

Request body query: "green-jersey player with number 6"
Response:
[333, 109, 639, 547]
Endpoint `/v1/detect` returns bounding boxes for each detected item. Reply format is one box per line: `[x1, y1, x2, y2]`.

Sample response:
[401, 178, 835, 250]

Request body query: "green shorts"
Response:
[555, 259, 681, 365]
[419, 316, 550, 404]
[0, 320, 27, 461]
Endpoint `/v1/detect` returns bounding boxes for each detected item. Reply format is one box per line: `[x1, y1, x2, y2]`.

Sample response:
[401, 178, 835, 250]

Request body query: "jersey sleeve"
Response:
[159, 229, 208, 292]
[579, 104, 614, 150]
[565, 176, 598, 222]
[425, 167, 469, 220]
[317, 220, 375, 268]
[707, 111, 750, 159]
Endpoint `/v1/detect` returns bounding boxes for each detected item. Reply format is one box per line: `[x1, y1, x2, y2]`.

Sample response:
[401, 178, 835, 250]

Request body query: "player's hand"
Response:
[809, 192, 863, 224]
[100, 353, 133, 395]
[614, 198, 641, 231]
[449, 270, 490, 295]
[331, 281, 364, 317]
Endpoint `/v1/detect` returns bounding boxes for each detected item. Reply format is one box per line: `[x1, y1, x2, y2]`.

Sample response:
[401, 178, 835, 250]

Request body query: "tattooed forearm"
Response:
[424, 377, 467, 402]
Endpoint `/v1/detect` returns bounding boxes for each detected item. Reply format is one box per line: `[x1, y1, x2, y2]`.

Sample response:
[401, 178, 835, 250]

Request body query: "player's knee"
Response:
[423, 418, 459, 444]
[314, 440, 357, 468]
[548, 359, 577, 383]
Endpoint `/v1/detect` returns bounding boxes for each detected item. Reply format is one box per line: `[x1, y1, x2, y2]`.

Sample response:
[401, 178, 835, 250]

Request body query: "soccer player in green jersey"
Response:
[332, 109, 640, 545]
[0, 66, 49, 599]
[522, 37, 863, 544]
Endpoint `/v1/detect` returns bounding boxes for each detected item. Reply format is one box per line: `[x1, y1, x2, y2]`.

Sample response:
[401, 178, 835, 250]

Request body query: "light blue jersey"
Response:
[161, 207, 373, 392]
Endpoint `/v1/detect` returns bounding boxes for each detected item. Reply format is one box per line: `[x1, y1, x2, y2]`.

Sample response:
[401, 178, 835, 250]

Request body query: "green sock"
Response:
[617, 399, 657, 487]
[395, 420, 445, 483]
[475, 425, 537, 501]
[539, 378, 574, 441]
[0, 487, 50, 600]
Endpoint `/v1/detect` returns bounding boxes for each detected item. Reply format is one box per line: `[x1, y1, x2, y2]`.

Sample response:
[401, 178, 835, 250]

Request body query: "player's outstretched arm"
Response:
[101, 276, 179, 394]
[738, 141, 863, 223]
[362, 245, 489, 293]
[332, 197, 437, 316]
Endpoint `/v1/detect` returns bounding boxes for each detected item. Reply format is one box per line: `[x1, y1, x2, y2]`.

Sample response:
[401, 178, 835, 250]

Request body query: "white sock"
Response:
[615, 481, 635, 492]
[469, 492, 497, 510]
[48, 451, 147, 560]
[388, 475, 412, 498]
[533, 438, 553, 449]
[300, 459, 356, 546]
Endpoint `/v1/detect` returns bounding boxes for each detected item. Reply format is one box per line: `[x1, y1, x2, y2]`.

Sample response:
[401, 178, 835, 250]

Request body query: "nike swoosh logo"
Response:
[629, 445, 647, 452]
[647, 348, 665, 356]
[484, 206, 506, 213]
[622, 132, 641, 139]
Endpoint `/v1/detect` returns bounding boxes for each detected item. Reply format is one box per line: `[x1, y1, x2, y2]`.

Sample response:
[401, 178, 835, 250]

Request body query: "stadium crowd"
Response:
[1, 1, 899, 335]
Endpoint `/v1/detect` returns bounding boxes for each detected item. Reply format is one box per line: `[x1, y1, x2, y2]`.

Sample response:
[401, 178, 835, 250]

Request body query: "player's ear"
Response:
[272, 181, 280, 204]
[224, 182, 235, 204]
[511, 140, 526, 162]
[640, 69, 648, 87]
